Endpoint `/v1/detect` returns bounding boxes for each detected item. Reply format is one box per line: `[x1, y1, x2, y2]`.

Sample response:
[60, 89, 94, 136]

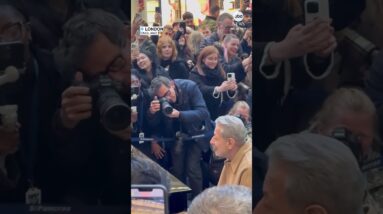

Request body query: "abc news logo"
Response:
[233, 11, 251, 28]
[233, 11, 244, 22]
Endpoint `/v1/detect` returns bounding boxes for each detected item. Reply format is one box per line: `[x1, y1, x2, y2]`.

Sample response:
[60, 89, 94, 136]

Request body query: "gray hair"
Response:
[188, 185, 252, 214]
[215, 115, 247, 145]
[187, 31, 203, 57]
[53, 9, 126, 84]
[149, 76, 172, 95]
[266, 132, 365, 214]
[223, 34, 239, 44]
[217, 12, 233, 23]
[309, 88, 376, 134]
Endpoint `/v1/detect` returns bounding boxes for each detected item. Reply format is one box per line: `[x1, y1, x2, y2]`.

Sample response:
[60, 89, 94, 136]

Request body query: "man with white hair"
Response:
[210, 115, 252, 188]
[188, 185, 252, 214]
[254, 133, 365, 214]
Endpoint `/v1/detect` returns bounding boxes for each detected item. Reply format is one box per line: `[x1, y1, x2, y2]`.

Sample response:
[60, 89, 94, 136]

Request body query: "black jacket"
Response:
[51, 104, 131, 205]
[189, 67, 234, 120]
[149, 79, 212, 151]
[161, 59, 189, 80]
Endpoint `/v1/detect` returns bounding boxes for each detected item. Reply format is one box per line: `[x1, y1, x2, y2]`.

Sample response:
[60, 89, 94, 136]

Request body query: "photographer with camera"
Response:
[148, 76, 211, 199]
[0, 1, 61, 203]
[51, 9, 131, 204]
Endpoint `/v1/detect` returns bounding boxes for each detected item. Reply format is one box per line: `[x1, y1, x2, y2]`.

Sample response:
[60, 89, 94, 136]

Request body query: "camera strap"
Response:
[24, 59, 42, 204]
[137, 92, 144, 133]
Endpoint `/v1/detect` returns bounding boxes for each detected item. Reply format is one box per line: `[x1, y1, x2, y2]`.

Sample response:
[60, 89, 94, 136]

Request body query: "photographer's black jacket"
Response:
[148, 79, 211, 151]
[51, 99, 131, 205]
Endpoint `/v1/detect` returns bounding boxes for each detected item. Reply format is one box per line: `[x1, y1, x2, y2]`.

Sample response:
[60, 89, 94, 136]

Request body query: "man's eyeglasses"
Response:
[0, 22, 25, 42]
[78, 53, 127, 79]
[107, 54, 127, 73]
[158, 89, 171, 99]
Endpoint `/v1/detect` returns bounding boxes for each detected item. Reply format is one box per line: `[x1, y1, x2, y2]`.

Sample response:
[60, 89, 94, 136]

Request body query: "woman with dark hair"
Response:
[220, 34, 249, 83]
[189, 46, 237, 120]
[157, 36, 189, 80]
[133, 49, 169, 89]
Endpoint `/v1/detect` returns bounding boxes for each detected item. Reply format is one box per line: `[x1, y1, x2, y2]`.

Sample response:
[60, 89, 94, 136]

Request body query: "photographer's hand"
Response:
[166, 109, 180, 118]
[149, 96, 161, 114]
[60, 72, 92, 129]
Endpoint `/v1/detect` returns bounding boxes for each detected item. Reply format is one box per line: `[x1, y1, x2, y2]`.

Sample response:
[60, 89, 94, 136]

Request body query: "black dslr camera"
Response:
[159, 97, 173, 115]
[85, 75, 130, 131]
[331, 127, 363, 165]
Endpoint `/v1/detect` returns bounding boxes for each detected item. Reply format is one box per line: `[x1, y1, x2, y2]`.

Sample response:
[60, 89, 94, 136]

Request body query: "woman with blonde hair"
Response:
[157, 36, 189, 79]
[189, 45, 237, 119]
[187, 31, 203, 63]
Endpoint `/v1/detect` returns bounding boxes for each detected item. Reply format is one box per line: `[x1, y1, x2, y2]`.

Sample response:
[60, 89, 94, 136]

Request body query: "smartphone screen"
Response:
[131, 185, 167, 214]
[304, 0, 329, 24]
[0, 41, 25, 70]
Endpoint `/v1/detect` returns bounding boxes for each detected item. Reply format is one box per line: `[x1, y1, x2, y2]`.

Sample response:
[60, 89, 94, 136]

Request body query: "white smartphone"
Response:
[304, 0, 330, 24]
[131, 185, 168, 214]
[227, 72, 235, 81]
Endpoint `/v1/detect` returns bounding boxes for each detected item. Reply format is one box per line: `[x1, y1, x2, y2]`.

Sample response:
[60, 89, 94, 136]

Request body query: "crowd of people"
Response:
[253, 0, 383, 213]
[2, 0, 383, 213]
[0, 0, 254, 213]
[130, 3, 254, 213]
